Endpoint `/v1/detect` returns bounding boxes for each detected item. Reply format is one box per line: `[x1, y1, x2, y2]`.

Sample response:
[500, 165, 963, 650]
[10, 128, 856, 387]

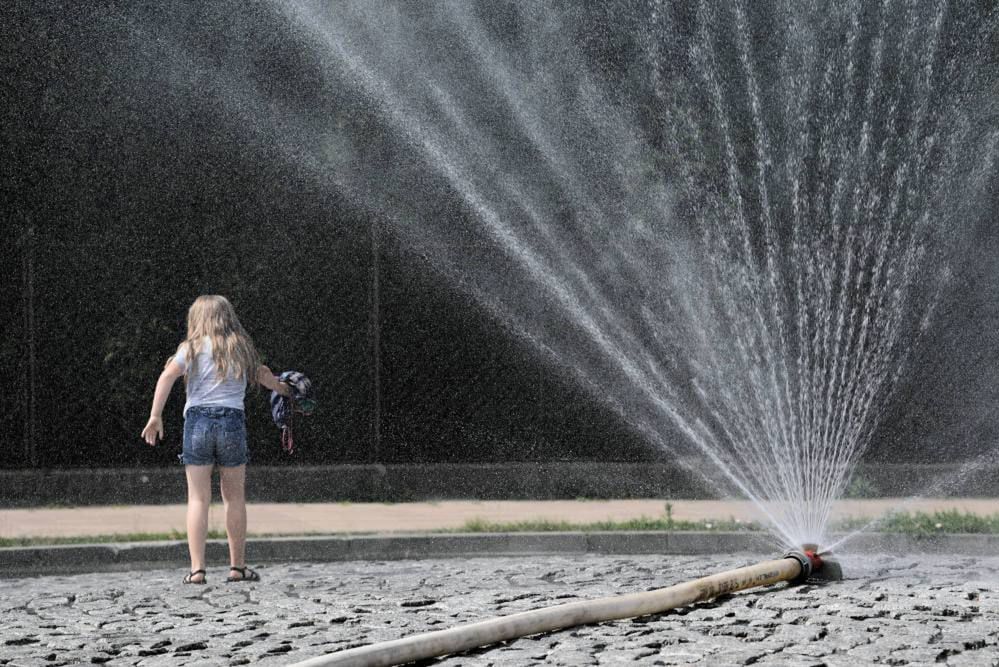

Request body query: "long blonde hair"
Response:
[174, 295, 260, 387]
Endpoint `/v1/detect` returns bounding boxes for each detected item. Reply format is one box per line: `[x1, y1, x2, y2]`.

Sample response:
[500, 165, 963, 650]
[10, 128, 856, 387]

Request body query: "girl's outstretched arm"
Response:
[257, 365, 292, 396]
[142, 360, 185, 445]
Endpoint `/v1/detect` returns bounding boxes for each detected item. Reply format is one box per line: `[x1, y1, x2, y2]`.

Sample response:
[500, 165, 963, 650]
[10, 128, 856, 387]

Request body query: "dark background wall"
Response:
[3, 1, 997, 472]
[2, 1, 648, 470]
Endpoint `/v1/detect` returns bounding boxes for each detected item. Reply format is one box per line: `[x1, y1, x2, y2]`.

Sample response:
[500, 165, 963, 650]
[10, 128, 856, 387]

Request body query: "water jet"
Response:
[289, 547, 841, 667]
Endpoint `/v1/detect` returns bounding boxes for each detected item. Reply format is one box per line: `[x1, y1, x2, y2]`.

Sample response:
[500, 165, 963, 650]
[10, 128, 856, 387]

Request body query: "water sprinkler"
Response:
[783, 548, 841, 584]
[798, 543, 843, 583]
[288, 548, 843, 667]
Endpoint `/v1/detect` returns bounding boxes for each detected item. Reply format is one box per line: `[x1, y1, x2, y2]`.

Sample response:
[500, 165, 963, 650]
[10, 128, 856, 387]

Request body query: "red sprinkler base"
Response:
[793, 543, 843, 583]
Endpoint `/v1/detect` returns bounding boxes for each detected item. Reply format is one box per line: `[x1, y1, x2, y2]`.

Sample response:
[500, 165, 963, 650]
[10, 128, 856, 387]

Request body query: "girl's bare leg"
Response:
[219, 464, 247, 571]
[185, 464, 214, 581]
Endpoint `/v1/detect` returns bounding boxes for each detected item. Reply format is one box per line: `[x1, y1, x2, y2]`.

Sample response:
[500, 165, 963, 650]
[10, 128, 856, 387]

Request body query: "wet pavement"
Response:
[2, 553, 998, 666]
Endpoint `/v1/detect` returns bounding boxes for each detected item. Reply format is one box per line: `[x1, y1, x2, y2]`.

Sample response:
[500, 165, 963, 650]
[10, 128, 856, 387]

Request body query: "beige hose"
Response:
[289, 555, 807, 667]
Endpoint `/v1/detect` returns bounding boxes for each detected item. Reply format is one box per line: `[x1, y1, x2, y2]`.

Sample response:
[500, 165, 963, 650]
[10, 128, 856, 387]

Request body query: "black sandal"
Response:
[227, 566, 260, 583]
[183, 569, 207, 585]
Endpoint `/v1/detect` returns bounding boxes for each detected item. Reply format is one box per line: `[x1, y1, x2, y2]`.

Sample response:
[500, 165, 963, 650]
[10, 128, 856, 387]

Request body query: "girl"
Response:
[141, 295, 290, 584]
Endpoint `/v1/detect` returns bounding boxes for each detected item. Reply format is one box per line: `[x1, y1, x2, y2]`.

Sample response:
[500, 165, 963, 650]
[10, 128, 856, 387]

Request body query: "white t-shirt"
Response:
[173, 337, 247, 415]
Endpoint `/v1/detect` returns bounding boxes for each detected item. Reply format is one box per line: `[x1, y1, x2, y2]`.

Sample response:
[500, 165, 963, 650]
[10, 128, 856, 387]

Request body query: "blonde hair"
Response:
[174, 295, 260, 388]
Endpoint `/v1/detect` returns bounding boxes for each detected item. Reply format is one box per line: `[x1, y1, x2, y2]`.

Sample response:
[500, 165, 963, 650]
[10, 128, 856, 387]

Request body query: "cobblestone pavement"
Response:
[2, 553, 998, 666]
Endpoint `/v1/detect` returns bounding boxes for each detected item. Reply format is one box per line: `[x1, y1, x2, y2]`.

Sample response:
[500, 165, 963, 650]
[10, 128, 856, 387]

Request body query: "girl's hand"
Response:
[141, 416, 164, 446]
[257, 365, 293, 396]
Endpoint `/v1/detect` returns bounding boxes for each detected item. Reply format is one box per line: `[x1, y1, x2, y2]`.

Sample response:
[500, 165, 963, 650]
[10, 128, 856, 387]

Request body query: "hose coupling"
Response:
[782, 549, 814, 584]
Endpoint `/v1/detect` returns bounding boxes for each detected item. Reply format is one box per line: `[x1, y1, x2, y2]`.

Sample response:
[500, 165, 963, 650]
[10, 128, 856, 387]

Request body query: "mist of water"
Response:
[111, 0, 999, 549]
[269, 0, 996, 549]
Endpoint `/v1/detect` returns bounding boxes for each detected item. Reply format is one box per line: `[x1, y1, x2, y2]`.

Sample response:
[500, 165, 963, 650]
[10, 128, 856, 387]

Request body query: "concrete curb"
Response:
[4, 531, 999, 578]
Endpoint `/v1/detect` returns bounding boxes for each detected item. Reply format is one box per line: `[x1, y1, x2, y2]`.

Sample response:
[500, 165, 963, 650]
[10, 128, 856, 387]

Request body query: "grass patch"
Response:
[452, 516, 760, 533]
[454, 510, 999, 536]
[0, 530, 227, 548]
[455, 510, 999, 536]
[835, 510, 999, 535]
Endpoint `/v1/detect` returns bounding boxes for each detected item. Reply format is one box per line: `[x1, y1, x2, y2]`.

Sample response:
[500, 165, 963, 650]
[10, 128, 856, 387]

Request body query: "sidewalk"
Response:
[3, 498, 998, 539]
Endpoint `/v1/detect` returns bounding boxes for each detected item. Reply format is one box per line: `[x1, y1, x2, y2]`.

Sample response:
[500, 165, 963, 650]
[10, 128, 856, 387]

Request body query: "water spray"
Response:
[288, 548, 842, 667]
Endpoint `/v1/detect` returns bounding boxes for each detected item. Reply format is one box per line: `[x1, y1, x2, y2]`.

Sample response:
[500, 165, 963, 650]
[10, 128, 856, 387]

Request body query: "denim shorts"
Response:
[180, 406, 248, 467]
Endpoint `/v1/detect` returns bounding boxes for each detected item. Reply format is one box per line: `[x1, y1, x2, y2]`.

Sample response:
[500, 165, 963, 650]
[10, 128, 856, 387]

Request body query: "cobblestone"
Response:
[2, 553, 998, 665]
